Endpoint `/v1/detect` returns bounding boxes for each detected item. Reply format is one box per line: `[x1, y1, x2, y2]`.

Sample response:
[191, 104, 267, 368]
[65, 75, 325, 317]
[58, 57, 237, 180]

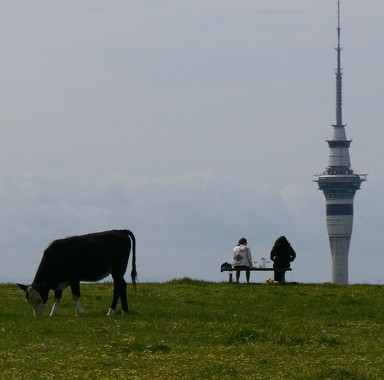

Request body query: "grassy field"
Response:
[1, 279, 384, 379]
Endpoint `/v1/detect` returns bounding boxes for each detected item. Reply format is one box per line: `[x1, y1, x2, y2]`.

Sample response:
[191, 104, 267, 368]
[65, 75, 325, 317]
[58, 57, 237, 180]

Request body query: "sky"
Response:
[1, 0, 383, 285]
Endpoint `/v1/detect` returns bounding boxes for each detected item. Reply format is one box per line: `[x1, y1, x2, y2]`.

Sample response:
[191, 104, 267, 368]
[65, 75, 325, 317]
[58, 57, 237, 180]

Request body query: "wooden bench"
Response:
[221, 267, 292, 283]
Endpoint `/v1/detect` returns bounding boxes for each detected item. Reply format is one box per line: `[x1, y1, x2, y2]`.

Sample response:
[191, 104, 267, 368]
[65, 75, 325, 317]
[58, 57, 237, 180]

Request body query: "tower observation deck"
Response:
[314, 0, 366, 284]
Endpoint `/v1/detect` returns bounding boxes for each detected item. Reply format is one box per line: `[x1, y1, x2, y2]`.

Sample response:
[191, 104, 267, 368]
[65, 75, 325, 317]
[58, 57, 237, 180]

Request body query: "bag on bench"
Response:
[221, 262, 233, 272]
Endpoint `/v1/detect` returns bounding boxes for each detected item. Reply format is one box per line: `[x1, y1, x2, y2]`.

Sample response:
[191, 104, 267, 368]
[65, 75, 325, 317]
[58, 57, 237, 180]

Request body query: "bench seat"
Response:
[221, 267, 292, 283]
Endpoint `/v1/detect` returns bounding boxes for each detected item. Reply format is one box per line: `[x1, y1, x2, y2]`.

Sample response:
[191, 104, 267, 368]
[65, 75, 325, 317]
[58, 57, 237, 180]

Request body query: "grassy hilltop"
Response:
[1, 279, 384, 379]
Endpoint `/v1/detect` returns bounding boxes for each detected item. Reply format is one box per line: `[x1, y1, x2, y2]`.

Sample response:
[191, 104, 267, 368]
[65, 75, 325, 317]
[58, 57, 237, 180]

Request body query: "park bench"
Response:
[221, 266, 292, 283]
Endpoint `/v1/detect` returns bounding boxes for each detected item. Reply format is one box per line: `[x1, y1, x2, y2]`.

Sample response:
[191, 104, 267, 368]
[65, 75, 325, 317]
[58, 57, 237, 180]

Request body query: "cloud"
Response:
[1, 167, 378, 285]
[0, 170, 307, 282]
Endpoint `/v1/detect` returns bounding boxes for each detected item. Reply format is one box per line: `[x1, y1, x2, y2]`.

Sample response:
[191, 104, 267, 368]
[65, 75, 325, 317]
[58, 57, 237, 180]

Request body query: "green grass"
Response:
[1, 279, 384, 379]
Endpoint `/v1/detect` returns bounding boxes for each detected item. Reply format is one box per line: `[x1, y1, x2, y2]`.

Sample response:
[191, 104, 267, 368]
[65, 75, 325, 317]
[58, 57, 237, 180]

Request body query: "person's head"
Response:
[275, 236, 288, 245]
[238, 237, 247, 246]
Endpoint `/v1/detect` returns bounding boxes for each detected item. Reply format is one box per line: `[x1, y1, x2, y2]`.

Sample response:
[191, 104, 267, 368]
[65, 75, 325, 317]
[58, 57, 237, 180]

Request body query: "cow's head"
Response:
[17, 284, 46, 316]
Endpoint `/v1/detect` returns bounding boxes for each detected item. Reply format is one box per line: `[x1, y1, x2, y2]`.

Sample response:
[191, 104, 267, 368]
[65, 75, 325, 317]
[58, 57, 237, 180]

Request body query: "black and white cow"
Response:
[18, 229, 137, 317]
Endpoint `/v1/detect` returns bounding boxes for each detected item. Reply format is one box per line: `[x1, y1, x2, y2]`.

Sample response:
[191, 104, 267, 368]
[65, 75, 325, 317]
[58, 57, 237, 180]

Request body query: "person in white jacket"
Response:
[232, 237, 253, 284]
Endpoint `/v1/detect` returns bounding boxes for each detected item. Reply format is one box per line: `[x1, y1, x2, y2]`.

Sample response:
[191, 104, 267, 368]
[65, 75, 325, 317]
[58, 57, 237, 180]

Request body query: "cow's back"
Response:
[34, 230, 132, 286]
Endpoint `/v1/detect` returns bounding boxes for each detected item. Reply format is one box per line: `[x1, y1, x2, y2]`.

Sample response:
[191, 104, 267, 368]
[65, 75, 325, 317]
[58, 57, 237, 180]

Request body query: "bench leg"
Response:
[229, 272, 233, 283]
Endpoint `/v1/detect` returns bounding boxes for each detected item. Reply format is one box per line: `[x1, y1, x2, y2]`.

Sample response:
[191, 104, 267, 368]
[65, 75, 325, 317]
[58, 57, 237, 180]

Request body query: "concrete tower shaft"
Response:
[330, 236, 350, 284]
[314, 0, 366, 284]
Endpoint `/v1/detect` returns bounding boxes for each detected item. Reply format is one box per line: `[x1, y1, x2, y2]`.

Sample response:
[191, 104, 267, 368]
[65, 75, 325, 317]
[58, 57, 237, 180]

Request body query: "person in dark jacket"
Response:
[270, 236, 296, 282]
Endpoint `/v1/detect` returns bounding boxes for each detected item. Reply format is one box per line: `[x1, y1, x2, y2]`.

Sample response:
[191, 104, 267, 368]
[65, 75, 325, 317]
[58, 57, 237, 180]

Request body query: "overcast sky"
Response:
[1, 1, 383, 285]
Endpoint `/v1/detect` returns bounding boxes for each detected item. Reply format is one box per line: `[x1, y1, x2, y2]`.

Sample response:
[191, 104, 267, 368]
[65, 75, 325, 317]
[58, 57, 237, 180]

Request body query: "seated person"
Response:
[232, 237, 253, 284]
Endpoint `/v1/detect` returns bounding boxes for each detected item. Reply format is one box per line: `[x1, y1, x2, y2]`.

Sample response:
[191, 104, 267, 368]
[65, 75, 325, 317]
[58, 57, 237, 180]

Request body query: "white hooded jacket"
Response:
[232, 244, 253, 267]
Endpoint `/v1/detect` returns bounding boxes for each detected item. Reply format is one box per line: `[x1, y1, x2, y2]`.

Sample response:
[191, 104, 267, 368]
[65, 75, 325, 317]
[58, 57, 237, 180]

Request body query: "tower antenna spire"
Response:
[336, 0, 343, 127]
[337, 0, 341, 44]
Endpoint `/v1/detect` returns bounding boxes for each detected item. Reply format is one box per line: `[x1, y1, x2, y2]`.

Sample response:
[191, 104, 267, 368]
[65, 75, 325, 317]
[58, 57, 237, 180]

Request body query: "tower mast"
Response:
[336, 0, 343, 127]
[314, 0, 366, 284]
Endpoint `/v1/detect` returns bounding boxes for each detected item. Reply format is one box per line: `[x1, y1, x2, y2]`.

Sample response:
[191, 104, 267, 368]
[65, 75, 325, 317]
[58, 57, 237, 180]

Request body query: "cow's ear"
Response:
[17, 283, 29, 292]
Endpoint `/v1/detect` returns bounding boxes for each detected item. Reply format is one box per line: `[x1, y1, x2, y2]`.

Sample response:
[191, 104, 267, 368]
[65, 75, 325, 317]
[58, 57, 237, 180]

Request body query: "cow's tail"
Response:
[127, 230, 137, 292]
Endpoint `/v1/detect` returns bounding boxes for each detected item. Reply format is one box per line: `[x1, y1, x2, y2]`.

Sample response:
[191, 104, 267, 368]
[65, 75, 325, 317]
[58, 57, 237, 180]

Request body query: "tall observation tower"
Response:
[314, 0, 366, 284]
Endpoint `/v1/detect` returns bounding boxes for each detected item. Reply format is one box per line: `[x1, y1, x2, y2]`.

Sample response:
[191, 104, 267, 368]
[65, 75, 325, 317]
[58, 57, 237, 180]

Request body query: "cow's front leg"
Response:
[49, 289, 63, 316]
[70, 281, 83, 316]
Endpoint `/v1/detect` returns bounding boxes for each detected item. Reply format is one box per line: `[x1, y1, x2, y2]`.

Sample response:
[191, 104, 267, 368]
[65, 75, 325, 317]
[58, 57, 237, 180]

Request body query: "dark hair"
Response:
[238, 237, 247, 245]
[274, 236, 289, 246]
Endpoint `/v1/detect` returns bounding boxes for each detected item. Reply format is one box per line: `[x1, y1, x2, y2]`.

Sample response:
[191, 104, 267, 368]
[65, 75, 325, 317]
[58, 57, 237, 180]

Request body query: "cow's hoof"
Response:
[106, 308, 115, 317]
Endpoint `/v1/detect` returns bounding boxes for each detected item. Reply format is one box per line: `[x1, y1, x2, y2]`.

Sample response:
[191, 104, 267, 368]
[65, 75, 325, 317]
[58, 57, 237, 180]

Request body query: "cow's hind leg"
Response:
[49, 289, 63, 316]
[107, 275, 128, 316]
[70, 282, 83, 316]
[120, 278, 128, 312]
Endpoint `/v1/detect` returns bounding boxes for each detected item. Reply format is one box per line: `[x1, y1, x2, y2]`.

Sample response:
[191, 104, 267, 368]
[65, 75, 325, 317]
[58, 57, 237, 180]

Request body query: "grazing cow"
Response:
[17, 229, 137, 317]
